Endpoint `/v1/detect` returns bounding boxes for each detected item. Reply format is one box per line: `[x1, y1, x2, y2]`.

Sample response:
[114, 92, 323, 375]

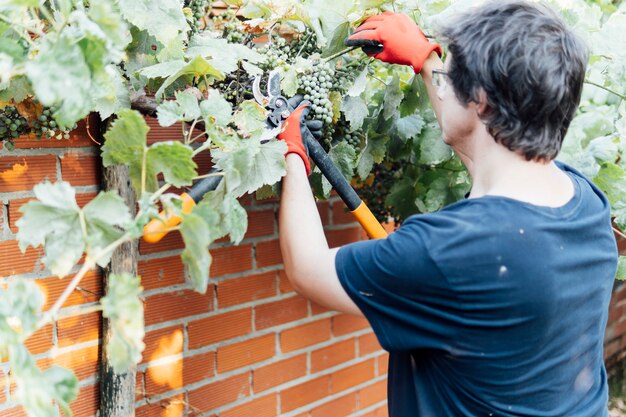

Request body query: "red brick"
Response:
[0, 240, 42, 276]
[139, 231, 184, 255]
[57, 311, 102, 348]
[317, 201, 330, 225]
[332, 314, 371, 336]
[360, 405, 389, 417]
[221, 393, 277, 417]
[194, 149, 213, 175]
[245, 210, 275, 239]
[311, 393, 357, 417]
[255, 239, 282, 267]
[332, 201, 356, 225]
[146, 117, 185, 145]
[217, 334, 275, 373]
[71, 383, 99, 417]
[8, 192, 96, 233]
[188, 308, 252, 349]
[359, 379, 387, 409]
[311, 339, 356, 373]
[188, 373, 250, 412]
[51, 344, 100, 381]
[280, 375, 331, 413]
[144, 288, 214, 326]
[331, 359, 376, 394]
[377, 353, 389, 376]
[255, 296, 308, 330]
[136, 393, 185, 417]
[0, 155, 57, 192]
[136, 371, 145, 401]
[142, 325, 184, 365]
[311, 301, 331, 316]
[253, 354, 307, 392]
[60, 153, 100, 186]
[217, 272, 277, 308]
[38, 270, 101, 311]
[359, 332, 382, 356]
[138, 256, 185, 291]
[0, 369, 6, 404]
[0, 406, 28, 417]
[608, 304, 626, 325]
[14, 120, 94, 149]
[146, 358, 183, 395]
[325, 227, 362, 248]
[280, 319, 331, 352]
[24, 324, 53, 355]
[183, 351, 215, 386]
[210, 244, 253, 277]
[279, 270, 295, 294]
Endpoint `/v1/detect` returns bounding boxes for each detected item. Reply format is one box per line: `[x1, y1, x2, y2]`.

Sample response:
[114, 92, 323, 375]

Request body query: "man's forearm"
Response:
[279, 155, 329, 287]
[420, 51, 444, 128]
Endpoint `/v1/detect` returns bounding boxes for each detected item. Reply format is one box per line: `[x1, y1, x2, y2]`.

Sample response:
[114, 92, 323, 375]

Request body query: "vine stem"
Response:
[323, 46, 359, 62]
[585, 79, 626, 101]
[614, 226, 626, 240]
[193, 172, 224, 180]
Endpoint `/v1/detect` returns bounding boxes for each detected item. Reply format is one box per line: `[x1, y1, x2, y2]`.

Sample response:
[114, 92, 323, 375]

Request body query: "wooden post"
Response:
[97, 116, 139, 417]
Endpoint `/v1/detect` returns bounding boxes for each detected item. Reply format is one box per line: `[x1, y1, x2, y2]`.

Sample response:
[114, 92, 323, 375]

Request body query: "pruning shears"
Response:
[143, 70, 387, 243]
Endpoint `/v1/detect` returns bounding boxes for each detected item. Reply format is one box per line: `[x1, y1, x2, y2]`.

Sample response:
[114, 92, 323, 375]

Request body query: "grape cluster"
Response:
[256, 37, 290, 72]
[356, 163, 399, 224]
[31, 108, 75, 140]
[288, 29, 319, 59]
[0, 106, 28, 148]
[185, 0, 212, 32]
[212, 9, 247, 43]
[344, 129, 364, 149]
[299, 62, 335, 143]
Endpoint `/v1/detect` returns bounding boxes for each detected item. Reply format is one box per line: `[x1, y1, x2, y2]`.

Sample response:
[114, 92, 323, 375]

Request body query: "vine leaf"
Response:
[101, 273, 145, 373]
[199, 185, 248, 245]
[617, 256, 626, 280]
[186, 35, 263, 75]
[157, 90, 202, 126]
[212, 139, 287, 198]
[342, 95, 368, 131]
[155, 55, 224, 100]
[316, 142, 356, 197]
[357, 133, 388, 180]
[118, 0, 188, 45]
[347, 67, 368, 97]
[233, 100, 268, 139]
[322, 21, 351, 58]
[180, 213, 212, 293]
[394, 114, 425, 142]
[200, 89, 232, 127]
[146, 141, 198, 188]
[16, 181, 83, 277]
[383, 74, 403, 121]
[0, 280, 44, 349]
[418, 123, 452, 165]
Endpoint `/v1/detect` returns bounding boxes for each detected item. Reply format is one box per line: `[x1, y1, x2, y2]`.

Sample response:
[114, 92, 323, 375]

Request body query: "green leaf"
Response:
[347, 67, 368, 97]
[212, 139, 287, 197]
[46, 366, 80, 416]
[25, 34, 91, 128]
[155, 55, 224, 100]
[383, 74, 403, 121]
[400, 74, 429, 118]
[138, 60, 185, 80]
[329, 90, 342, 124]
[616, 256, 626, 280]
[186, 34, 263, 75]
[16, 181, 84, 277]
[357, 133, 388, 180]
[281, 65, 299, 98]
[394, 114, 425, 142]
[233, 100, 268, 138]
[200, 89, 232, 127]
[593, 163, 626, 207]
[418, 123, 452, 165]
[180, 213, 212, 293]
[146, 141, 198, 188]
[157, 90, 201, 126]
[322, 21, 351, 58]
[101, 273, 145, 372]
[102, 109, 149, 193]
[196, 184, 248, 244]
[342, 95, 368, 131]
[118, 0, 188, 45]
[320, 142, 356, 196]
[83, 191, 132, 267]
[92, 65, 130, 120]
[0, 280, 44, 348]
[385, 175, 420, 220]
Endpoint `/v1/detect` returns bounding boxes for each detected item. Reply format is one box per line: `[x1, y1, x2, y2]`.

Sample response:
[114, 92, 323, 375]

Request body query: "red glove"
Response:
[345, 12, 442, 74]
[277, 102, 312, 175]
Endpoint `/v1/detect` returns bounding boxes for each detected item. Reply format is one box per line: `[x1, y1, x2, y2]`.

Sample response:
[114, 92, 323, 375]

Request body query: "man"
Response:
[278, 1, 618, 415]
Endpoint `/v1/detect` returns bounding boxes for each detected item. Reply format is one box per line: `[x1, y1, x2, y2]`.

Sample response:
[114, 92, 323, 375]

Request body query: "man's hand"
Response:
[345, 12, 442, 74]
[277, 96, 323, 176]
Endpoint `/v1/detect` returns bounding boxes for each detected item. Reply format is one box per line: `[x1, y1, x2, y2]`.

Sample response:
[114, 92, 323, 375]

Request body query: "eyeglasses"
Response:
[432, 69, 450, 88]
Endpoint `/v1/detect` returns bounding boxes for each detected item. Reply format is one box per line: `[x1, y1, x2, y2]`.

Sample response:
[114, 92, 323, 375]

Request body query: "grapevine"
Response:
[0, 106, 28, 150]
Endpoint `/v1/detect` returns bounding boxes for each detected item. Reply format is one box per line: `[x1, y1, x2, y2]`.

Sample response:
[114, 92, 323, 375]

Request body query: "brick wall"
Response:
[0, 117, 389, 417]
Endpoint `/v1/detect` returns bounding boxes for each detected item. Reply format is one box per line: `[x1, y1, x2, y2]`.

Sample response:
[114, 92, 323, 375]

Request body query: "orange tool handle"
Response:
[351, 201, 388, 239]
[142, 193, 196, 244]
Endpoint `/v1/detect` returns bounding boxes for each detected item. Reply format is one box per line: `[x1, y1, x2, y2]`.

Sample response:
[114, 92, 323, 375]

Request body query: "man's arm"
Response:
[420, 51, 445, 128]
[279, 154, 362, 316]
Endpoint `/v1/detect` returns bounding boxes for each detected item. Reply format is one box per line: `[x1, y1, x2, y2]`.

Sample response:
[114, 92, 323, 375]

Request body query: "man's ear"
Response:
[475, 88, 490, 117]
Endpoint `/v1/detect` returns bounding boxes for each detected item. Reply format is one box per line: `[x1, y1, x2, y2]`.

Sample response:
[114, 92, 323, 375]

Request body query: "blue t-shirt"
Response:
[336, 163, 618, 416]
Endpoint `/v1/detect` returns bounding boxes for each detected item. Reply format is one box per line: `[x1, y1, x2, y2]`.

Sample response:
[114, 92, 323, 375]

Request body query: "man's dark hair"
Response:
[437, 0, 589, 161]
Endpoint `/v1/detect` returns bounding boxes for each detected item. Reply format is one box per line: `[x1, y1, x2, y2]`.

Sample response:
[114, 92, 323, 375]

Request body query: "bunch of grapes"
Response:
[355, 162, 399, 224]
[299, 61, 335, 144]
[0, 106, 28, 149]
[31, 108, 74, 140]
[287, 29, 319, 59]
[256, 37, 290, 72]
[212, 9, 247, 43]
[184, 0, 213, 32]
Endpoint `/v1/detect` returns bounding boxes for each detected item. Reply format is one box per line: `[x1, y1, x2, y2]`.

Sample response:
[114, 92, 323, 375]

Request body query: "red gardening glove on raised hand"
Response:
[345, 12, 442, 74]
[277, 97, 324, 176]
